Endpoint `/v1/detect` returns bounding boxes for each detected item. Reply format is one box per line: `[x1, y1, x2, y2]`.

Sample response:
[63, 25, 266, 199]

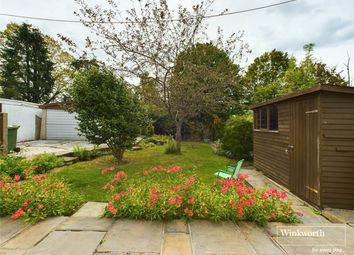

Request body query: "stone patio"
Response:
[15, 140, 108, 158]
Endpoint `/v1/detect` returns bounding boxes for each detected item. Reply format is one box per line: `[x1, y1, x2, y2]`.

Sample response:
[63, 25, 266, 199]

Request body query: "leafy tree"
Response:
[248, 45, 346, 104]
[70, 68, 146, 162]
[0, 23, 54, 103]
[44, 35, 76, 102]
[169, 43, 242, 151]
[63, 0, 248, 151]
[244, 49, 290, 104]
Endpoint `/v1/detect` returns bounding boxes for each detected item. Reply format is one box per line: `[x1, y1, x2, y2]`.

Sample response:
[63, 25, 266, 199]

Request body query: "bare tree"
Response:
[344, 52, 352, 86]
[63, 0, 248, 150]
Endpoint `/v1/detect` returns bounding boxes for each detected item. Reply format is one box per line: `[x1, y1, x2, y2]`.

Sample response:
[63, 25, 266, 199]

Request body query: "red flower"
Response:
[231, 201, 237, 209]
[184, 207, 193, 217]
[0, 180, 4, 187]
[175, 194, 183, 207]
[127, 187, 134, 193]
[187, 197, 195, 205]
[167, 197, 176, 205]
[11, 208, 25, 220]
[143, 170, 148, 175]
[170, 185, 181, 191]
[31, 165, 38, 169]
[107, 202, 117, 215]
[14, 175, 21, 181]
[167, 165, 181, 173]
[220, 186, 228, 194]
[236, 173, 248, 180]
[101, 167, 115, 174]
[37, 204, 44, 209]
[57, 183, 64, 189]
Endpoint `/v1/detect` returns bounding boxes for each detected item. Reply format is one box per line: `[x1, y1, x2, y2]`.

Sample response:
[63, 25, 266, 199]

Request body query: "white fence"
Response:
[0, 98, 42, 142]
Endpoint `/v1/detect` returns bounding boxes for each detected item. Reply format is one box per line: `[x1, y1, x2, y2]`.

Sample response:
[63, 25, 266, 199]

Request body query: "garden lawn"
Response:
[53, 142, 235, 202]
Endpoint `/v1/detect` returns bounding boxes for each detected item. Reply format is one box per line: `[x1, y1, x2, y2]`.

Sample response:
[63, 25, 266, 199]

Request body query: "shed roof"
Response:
[40, 102, 72, 110]
[251, 85, 354, 109]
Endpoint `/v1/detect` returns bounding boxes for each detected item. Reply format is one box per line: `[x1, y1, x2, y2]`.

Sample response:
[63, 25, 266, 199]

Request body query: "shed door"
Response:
[289, 96, 320, 206]
[46, 109, 85, 140]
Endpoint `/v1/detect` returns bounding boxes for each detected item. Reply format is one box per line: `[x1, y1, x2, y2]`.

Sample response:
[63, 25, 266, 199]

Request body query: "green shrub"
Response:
[31, 153, 65, 174]
[102, 165, 298, 225]
[138, 135, 169, 149]
[0, 156, 30, 178]
[0, 174, 84, 222]
[165, 136, 179, 154]
[0, 154, 66, 178]
[221, 115, 253, 160]
[73, 145, 101, 161]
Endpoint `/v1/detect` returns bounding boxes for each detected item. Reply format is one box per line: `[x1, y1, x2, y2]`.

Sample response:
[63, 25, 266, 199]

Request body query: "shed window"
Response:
[269, 105, 278, 130]
[254, 109, 260, 129]
[260, 108, 268, 129]
[254, 105, 278, 131]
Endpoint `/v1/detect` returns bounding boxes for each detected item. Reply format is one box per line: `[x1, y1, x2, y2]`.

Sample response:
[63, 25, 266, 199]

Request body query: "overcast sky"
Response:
[1, 0, 354, 78]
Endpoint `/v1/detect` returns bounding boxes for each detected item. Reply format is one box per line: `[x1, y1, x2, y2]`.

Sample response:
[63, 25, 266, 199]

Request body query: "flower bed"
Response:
[0, 175, 84, 222]
[0, 153, 64, 179]
[103, 165, 298, 225]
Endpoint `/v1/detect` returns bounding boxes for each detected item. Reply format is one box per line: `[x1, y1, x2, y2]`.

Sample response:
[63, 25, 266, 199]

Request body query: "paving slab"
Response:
[239, 169, 304, 206]
[238, 222, 284, 255]
[162, 234, 192, 255]
[0, 217, 29, 246]
[72, 202, 107, 218]
[189, 220, 257, 255]
[322, 208, 354, 224]
[97, 220, 163, 253]
[165, 220, 189, 234]
[292, 205, 331, 225]
[56, 217, 114, 231]
[24, 230, 105, 255]
[2, 217, 67, 249]
[0, 249, 27, 255]
[263, 222, 296, 237]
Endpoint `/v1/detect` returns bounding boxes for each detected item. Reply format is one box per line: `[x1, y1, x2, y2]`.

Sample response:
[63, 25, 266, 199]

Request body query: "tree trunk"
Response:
[175, 120, 182, 153]
[108, 143, 125, 163]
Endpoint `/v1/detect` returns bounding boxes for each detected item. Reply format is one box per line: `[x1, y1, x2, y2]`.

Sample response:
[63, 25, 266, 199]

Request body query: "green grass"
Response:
[52, 142, 235, 202]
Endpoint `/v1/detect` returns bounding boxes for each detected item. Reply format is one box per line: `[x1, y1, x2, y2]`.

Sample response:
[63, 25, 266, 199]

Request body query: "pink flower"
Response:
[13, 175, 20, 181]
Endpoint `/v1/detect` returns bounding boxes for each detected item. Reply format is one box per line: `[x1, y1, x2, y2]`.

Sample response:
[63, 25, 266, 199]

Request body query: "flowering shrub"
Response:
[0, 174, 84, 222]
[103, 165, 298, 225]
[0, 154, 65, 179]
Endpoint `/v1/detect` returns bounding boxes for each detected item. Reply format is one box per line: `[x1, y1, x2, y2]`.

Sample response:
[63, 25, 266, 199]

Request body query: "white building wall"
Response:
[46, 109, 84, 140]
[0, 98, 42, 142]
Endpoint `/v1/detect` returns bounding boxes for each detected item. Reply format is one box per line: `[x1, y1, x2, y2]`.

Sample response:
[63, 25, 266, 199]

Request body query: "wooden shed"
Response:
[252, 85, 354, 209]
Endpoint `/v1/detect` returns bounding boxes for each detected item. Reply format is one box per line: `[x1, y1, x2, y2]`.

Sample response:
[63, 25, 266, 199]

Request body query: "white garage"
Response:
[41, 103, 85, 140]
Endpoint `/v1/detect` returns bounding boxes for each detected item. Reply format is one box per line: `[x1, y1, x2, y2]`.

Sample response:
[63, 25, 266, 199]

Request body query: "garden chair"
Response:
[214, 159, 244, 179]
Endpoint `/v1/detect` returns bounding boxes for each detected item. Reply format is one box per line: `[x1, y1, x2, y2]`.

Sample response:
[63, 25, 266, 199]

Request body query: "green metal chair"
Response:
[214, 159, 244, 179]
